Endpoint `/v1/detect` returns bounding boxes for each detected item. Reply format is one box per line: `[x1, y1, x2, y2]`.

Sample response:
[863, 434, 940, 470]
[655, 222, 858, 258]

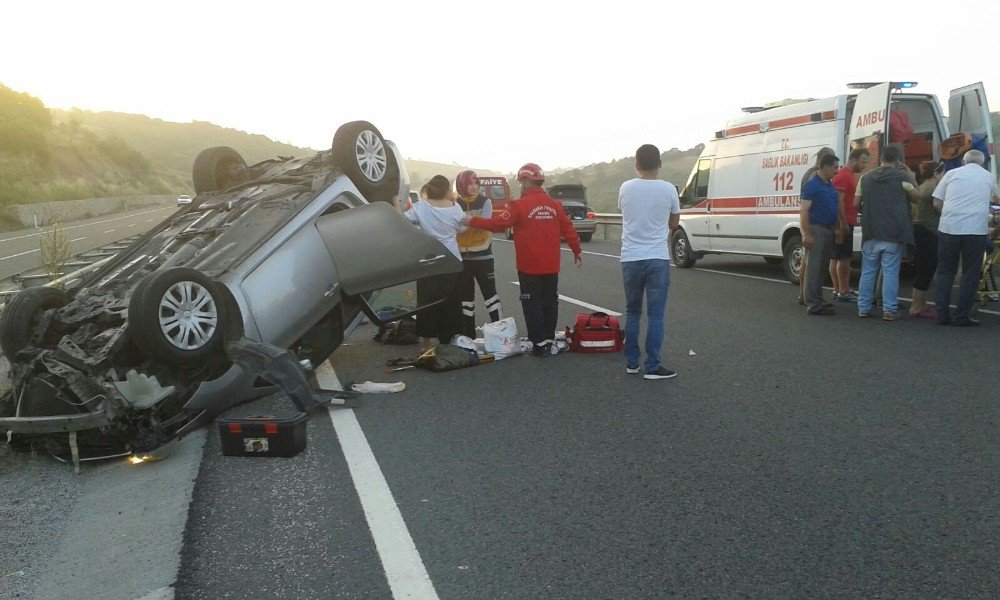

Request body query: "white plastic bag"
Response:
[482, 317, 519, 357]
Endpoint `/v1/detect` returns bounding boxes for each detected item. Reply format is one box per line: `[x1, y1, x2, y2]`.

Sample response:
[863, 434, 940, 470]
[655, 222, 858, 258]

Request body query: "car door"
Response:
[949, 82, 996, 179]
[678, 158, 713, 251]
[314, 201, 463, 319]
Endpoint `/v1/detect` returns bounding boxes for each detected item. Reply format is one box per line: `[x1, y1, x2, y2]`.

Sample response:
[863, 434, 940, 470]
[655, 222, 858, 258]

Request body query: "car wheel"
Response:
[782, 234, 804, 284]
[331, 121, 399, 204]
[763, 256, 783, 266]
[192, 147, 247, 194]
[0, 286, 67, 357]
[670, 229, 696, 268]
[579, 232, 593, 242]
[128, 267, 228, 365]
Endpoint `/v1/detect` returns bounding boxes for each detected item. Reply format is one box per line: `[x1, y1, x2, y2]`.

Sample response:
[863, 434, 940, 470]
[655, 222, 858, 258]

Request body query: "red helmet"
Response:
[456, 170, 479, 195]
[516, 163, 545, 182]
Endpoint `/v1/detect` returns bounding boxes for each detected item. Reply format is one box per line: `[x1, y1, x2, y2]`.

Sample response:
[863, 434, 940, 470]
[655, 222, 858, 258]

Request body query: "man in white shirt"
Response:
[618, 144, 681, 380]
[932, 149, 997, 326]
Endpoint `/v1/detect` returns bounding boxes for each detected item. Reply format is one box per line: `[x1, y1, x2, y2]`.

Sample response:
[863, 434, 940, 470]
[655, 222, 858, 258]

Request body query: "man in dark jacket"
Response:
[854, 146, 920, 321]
[468, 163, 582, 356]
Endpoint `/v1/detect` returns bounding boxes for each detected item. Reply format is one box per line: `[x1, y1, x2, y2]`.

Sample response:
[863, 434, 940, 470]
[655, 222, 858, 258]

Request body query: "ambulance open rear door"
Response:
[949, 82, 995, 179]
[847, 82, 892, 176]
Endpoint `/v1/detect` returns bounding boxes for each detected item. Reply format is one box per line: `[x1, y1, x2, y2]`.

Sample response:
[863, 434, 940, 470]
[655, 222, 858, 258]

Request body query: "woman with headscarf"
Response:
[454, 170, 504, 337]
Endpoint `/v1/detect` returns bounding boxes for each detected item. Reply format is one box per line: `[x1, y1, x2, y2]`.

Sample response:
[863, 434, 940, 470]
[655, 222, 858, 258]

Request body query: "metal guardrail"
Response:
[593, 213, 622, 240]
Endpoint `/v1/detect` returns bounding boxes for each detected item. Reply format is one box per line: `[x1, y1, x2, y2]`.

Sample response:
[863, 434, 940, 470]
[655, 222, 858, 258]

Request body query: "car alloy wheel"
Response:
[158, 280, 219, 350]
[355, 129, 387, 183]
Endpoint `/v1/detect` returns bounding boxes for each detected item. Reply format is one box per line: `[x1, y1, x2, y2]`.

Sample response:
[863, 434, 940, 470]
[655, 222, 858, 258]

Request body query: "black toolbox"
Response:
[217, 412, 308, 457]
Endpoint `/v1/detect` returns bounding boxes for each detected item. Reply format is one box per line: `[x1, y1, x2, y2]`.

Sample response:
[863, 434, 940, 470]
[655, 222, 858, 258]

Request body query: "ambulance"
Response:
[672, 81, 995, 283]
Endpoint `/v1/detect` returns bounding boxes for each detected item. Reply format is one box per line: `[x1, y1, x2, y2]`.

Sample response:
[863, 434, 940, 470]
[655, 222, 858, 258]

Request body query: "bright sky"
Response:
[4, 0, 999, 174]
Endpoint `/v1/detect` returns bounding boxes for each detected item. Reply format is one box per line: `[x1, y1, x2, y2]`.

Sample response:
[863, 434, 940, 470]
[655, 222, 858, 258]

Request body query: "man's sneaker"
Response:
[643, 367, 677, 380]
[626, 365, 640, 374]
[882, 311, 902, 322]
[530, 343, 550, 358]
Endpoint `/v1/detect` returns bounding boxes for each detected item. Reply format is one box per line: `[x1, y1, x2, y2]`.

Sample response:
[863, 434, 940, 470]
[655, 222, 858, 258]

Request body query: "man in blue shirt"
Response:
[800, 153, 844, 315]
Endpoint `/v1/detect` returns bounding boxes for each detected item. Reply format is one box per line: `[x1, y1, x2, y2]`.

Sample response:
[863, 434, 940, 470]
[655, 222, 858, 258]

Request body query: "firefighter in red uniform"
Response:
[468, 163, 582, 357]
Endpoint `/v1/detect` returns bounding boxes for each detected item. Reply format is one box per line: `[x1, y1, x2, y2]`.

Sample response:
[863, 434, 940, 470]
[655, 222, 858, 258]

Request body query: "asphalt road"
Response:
[0, 205, 176, 279]
[3, 236, 998, 599]
[176, 238, 998, 598]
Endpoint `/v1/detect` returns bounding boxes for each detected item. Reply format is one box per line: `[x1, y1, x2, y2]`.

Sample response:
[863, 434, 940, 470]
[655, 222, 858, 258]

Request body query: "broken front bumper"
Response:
[0, 410, 111, 434]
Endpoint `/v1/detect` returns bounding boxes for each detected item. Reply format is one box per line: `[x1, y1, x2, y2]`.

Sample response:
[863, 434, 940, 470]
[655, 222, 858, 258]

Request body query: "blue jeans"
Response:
[857, 239, 903, 313]
[622, 259, 670, 372]
[934, 232, 987, 322]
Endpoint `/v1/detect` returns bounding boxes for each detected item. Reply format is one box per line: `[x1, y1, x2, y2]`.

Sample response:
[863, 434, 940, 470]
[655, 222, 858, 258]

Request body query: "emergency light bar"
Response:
[847, 82, 918, 90]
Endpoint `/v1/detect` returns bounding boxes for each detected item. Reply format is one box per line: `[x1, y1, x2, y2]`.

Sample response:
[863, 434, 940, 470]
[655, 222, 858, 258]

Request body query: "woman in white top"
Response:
[403, 175, 466, 350]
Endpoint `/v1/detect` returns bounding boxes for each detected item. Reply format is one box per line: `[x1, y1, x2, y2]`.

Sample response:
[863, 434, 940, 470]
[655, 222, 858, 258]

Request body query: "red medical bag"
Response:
[568, 312, 624, 353]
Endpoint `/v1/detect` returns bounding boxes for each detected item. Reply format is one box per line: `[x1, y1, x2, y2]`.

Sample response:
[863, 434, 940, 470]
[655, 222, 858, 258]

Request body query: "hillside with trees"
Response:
[0, 84, 183, 205]
[51, 109, 315, 186]
[541, 146, 704, 213]
[7, 81, 1000, 211]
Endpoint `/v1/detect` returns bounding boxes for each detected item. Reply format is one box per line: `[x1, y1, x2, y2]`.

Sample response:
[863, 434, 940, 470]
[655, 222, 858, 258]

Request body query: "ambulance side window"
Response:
[680, 159, 712, 209]
[695, 159, 711, 197]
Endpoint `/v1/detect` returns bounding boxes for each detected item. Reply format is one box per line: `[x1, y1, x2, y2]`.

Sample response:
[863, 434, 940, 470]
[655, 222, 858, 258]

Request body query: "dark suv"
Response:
[546, 183, 596, 242]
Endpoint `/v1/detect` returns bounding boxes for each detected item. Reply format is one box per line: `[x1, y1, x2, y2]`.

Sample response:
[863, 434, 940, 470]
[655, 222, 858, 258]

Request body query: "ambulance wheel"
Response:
[782, 234, 805, 284]
[763, 257, 783, 266]
[670, 230, 696, 268]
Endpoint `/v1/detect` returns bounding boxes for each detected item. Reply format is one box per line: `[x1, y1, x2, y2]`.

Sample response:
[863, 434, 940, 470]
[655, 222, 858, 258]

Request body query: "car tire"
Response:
[763, 256, 783, 265]
[782, 234, 805, 284]
[331, 121, 399, 204]
[128, 267, 228, 365]
[579, 232, 593, 243]
[0, 286, 67, 357]
[192, 146, 247, 194]
[670, 229, 696, 268]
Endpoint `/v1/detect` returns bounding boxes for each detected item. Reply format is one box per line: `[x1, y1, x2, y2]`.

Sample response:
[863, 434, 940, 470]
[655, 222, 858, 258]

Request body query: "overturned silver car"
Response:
[0, 121, 461, 457]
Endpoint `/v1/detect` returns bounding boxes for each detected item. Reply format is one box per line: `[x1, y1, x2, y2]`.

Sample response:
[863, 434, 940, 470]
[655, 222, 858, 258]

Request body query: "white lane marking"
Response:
[128, 223, 137, 227]
[691, 267, 789, 284]
[104, 229, 116, 234]
[317, 363, 439, 600]
[510, 281, 622, 316]
[0, 236, 81, 261]
[0, 248, 39, 261]
[0, 206, 171, 243]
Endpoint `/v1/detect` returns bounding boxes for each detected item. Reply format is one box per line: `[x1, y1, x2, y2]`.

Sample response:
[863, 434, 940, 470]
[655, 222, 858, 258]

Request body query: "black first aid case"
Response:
[217, 412, 308, 458]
